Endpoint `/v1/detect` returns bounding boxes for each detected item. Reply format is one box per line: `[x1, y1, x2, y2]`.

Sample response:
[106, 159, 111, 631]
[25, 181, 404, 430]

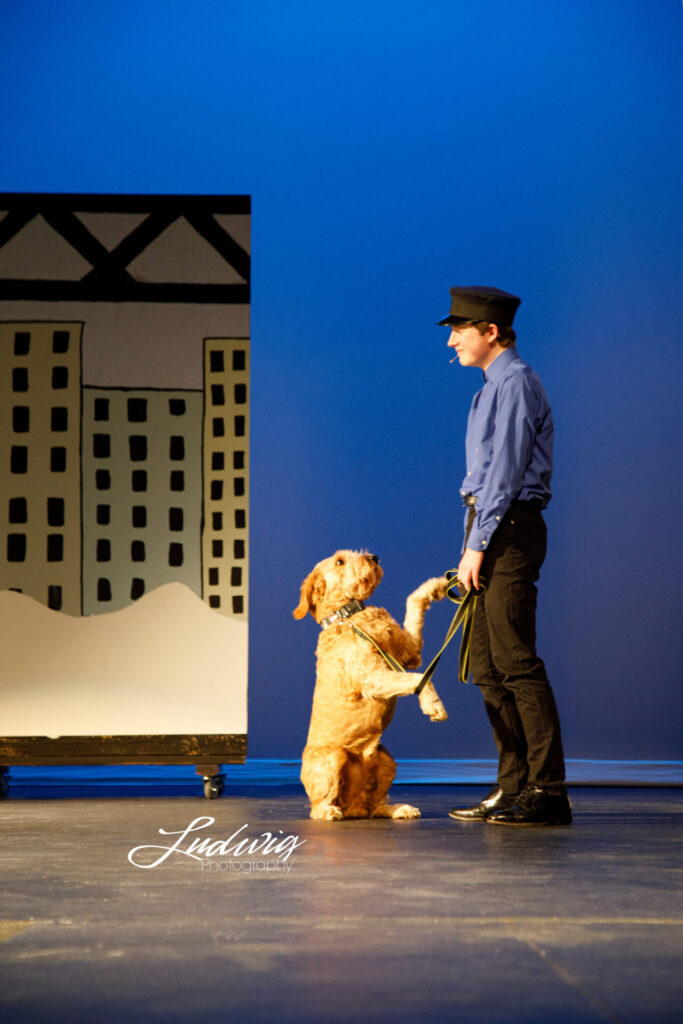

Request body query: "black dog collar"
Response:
[320, 600, 365, 630]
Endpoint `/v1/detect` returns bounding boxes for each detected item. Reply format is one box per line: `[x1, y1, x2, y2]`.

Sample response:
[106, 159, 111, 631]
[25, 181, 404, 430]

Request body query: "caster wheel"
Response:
[203, 773, 225, 799]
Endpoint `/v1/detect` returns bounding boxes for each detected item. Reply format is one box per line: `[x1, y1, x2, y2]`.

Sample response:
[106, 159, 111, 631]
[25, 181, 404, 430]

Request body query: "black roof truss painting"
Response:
[0, 193, 250, 303]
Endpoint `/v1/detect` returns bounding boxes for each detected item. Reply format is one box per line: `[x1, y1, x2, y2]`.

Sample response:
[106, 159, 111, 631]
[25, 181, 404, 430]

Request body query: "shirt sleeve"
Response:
[467, 373, 537, 551]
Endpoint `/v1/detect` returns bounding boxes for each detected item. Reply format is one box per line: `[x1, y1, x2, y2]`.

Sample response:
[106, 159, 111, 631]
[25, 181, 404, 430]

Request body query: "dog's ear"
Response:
[293, 568, 325, 620]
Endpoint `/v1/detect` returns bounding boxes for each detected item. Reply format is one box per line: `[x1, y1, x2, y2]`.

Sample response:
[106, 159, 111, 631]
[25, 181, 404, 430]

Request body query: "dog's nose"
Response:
[369, 554, 379, 564]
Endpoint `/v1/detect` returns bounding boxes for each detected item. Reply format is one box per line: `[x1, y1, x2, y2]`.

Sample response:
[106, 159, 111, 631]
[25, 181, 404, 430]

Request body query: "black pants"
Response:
[468, 502, 566, 794]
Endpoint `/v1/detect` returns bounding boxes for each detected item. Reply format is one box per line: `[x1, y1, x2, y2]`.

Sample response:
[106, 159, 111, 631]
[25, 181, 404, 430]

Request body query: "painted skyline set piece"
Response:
[1, 194, 250, 618]
[0, 194, 251, 780]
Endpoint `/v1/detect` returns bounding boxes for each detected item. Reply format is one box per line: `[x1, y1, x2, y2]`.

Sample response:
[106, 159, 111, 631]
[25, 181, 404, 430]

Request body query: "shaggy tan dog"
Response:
[294, 550, 448, 821]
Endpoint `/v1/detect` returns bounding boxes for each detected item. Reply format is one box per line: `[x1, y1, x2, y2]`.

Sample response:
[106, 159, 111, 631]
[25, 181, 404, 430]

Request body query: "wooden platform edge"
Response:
[0, 734, 247, 765]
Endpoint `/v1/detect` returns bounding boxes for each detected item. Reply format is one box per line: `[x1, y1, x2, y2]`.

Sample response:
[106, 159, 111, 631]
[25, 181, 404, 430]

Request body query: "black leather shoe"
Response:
[448, 785, 520, 821]
[487, 785, 572, 826]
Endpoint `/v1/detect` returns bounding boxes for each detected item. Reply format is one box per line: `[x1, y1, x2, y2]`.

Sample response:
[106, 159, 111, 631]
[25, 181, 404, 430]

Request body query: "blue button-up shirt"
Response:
[461, 347, 553, 551]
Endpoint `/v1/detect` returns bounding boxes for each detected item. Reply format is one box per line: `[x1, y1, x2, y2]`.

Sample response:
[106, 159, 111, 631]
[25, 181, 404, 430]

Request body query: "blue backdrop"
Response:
[3, 0, 681, 762]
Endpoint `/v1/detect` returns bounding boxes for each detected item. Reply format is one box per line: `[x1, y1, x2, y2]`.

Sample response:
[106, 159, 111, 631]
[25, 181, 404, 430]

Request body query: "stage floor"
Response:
[1, 785, 681, 1023]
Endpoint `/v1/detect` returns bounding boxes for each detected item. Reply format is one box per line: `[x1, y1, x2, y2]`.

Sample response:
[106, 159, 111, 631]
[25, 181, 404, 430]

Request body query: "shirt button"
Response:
[467, 472, 471, 476]
[496, 516, 500, 520]
[482, 541, 487, 547]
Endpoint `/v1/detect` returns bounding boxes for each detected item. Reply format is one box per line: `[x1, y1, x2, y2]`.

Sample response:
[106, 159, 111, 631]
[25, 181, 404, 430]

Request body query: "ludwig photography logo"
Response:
[128, 815, 307, 874]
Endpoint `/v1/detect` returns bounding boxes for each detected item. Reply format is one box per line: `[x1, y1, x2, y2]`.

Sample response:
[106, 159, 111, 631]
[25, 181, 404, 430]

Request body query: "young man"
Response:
[440, 285, 571, 826]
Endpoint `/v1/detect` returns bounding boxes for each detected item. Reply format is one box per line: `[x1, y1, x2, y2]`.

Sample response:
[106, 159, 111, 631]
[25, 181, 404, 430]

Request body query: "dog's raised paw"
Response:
[418, 690, 448, 722]
[416, 576, 449, 603]
[428, 702, 448, 722]
[429, 576, 449, 601]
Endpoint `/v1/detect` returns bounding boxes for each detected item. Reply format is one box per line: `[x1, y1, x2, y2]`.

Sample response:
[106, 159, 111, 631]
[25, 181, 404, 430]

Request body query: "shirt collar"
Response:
[482, 346, 519, 384]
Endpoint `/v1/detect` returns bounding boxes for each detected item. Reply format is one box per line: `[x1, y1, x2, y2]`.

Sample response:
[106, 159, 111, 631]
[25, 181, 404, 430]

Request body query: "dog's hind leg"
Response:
[368, 745, 421, 820]
[301, 746, 348, 820]
[337, 754, 370, 818]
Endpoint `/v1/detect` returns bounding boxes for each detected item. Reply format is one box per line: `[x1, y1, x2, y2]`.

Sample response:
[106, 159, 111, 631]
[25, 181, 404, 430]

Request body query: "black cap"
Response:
[437, 286, 521, 328]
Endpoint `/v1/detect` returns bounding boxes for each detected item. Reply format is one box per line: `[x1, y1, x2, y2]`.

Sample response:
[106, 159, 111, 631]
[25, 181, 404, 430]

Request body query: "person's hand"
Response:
[457, 547, 484, 591]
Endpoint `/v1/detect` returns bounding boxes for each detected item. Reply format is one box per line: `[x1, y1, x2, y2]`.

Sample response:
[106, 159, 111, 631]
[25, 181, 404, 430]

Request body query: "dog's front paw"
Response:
[424, 701, 448, 722]
[419, 686, 448, 722]
[428, 576, 449, 602]
[415, 576, 449, 605]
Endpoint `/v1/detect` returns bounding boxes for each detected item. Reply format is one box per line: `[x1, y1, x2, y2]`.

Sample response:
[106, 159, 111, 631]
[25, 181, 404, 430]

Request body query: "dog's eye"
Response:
[335, 558, 345, 566]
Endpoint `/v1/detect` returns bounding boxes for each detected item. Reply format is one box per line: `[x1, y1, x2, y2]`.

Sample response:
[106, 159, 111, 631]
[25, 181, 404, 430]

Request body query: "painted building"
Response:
[1, 320, 83, 614]
[202, 338, 250, 619]
[81, 386, 203, 614]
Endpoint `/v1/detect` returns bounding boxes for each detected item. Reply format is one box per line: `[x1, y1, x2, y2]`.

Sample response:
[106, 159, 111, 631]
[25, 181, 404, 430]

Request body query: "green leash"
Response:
[351, 625, 407, 673]
[414, 570, 486, 693]
[351, 569, 486, 694]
